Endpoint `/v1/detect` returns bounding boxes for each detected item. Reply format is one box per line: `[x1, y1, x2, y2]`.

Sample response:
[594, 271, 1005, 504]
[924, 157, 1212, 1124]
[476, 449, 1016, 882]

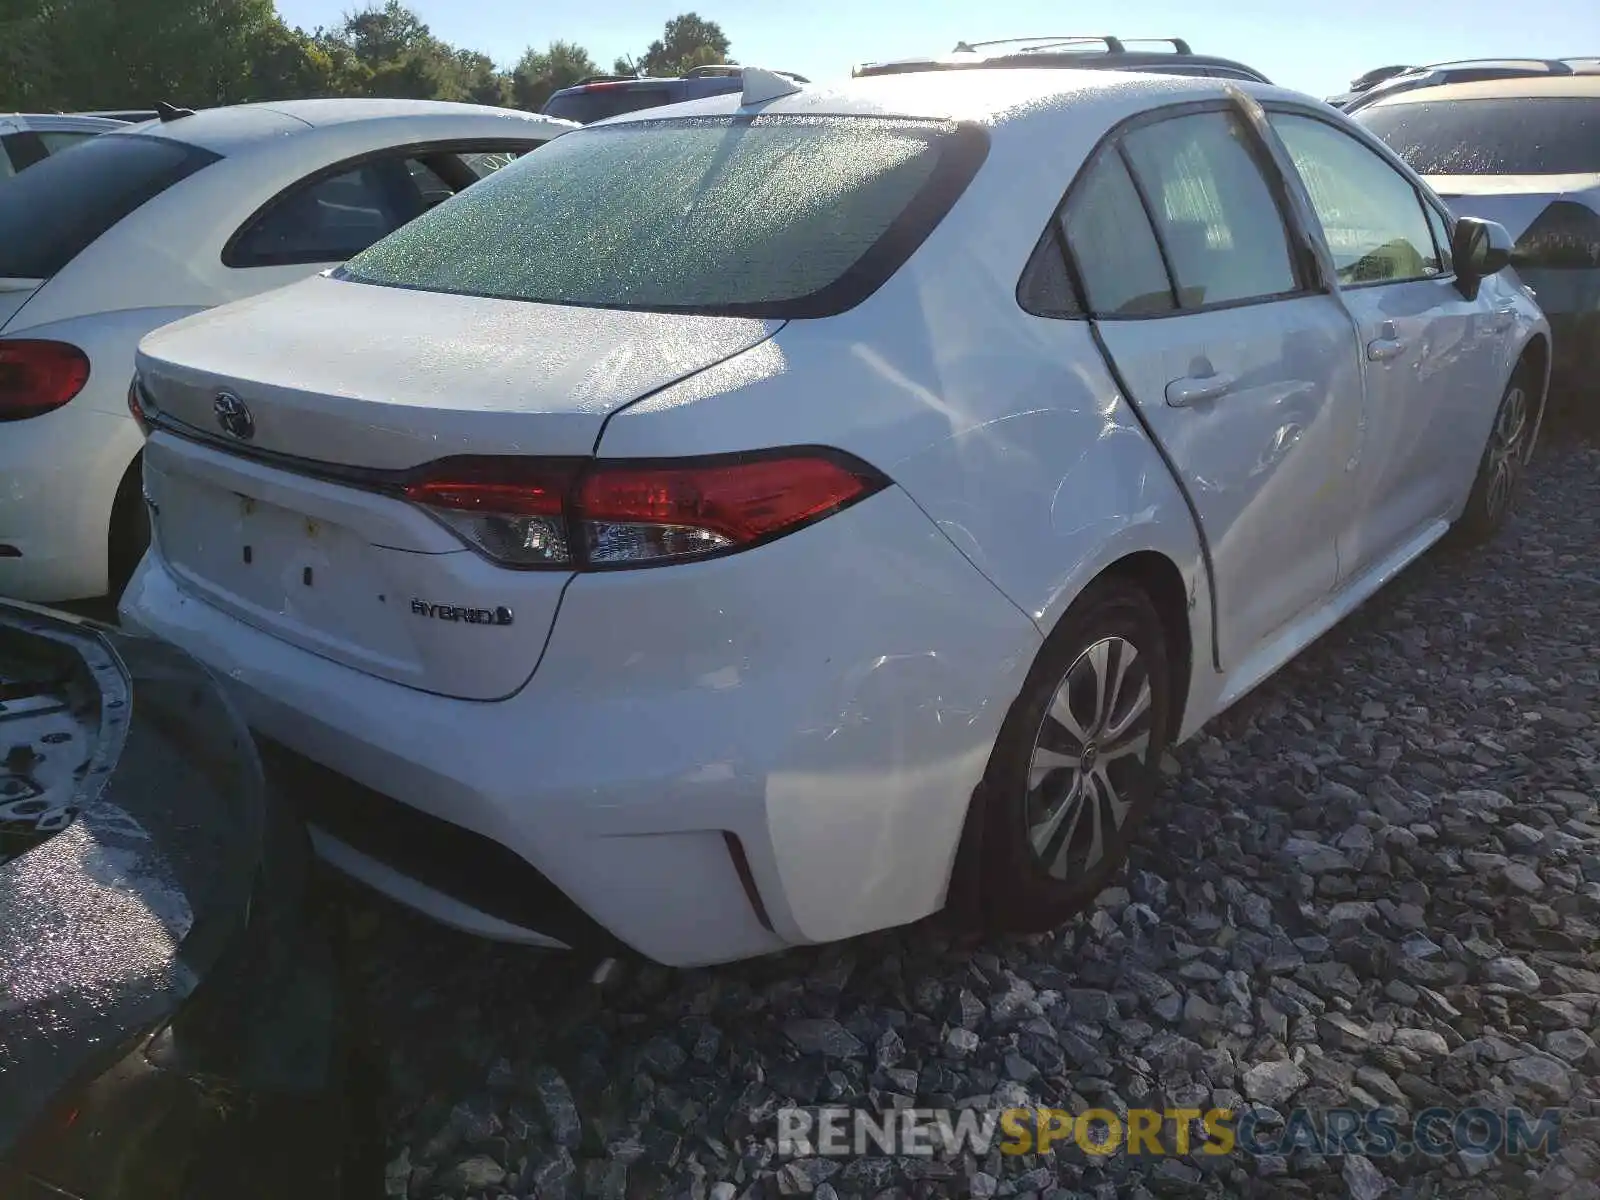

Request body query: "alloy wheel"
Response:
[1025, 635, 1154, 880]
[1484, 383, 1529, 522]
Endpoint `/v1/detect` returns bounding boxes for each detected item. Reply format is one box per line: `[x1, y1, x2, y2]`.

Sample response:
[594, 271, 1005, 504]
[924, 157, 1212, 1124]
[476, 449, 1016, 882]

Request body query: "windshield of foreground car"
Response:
[0, 134, 220, 278]
[337, 114, 988, 318]
[1359, 97, 1600, 175]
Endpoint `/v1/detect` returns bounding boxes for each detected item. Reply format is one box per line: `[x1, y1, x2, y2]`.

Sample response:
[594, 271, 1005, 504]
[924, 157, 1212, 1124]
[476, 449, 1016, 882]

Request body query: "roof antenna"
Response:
[154, 101, 195, 122]
[741, 67, 802, 106]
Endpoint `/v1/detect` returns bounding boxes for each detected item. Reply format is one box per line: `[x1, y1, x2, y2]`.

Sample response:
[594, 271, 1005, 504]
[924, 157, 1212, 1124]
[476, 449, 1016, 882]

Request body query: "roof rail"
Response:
[1116, 37, 1194, 55]
[949, 35, 1197, 56]
[573, 74, 638, 86]
[685, 64, 741, 77]
[1420, 57, 1573, 73]
[953, 36, 1126, 54]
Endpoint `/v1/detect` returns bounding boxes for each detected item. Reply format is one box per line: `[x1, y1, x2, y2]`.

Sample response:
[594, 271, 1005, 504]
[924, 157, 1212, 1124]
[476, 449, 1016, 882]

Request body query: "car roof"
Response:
[1365, 74, 1600, 106]
[116, 98, 571, 155]
[591, 67, 1288, 132]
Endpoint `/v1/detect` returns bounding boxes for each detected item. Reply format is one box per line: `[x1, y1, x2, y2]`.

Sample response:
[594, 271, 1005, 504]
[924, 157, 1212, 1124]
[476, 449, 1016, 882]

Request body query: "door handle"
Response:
[1367, 319, 1405, 362]
[1165, 372, 1235, 407]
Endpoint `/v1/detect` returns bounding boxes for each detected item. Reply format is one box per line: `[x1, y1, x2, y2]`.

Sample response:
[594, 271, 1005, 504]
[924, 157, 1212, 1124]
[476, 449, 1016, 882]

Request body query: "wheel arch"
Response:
[1515, 333, 1551, 448]
[943, 546, 1198, 930]
[1096, 550, 1194, 741]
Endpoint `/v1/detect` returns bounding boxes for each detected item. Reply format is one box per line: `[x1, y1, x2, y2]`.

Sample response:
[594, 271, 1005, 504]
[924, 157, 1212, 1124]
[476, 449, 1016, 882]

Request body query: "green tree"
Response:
[0, 0, 320, 111]
[512, 40, 597, 110]
[339, 0, 430, 68]
[456, 48, 511, 106]
[636, 12, 732, 77]
[324, 3, 516, 104]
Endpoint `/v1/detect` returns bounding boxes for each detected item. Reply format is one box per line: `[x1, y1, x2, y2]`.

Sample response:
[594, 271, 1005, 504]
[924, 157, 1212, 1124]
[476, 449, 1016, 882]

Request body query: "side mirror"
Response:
[1452, 216, 1514, 300]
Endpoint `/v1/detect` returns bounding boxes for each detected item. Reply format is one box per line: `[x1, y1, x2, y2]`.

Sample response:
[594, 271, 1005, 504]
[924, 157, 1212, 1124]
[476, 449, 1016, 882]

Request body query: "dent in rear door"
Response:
[1062, 109, 1361, 668]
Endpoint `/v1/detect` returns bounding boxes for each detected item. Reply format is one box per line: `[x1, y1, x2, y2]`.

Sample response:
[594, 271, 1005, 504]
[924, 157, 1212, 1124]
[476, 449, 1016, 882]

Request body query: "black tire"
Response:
[979, 575, 1174, 934]
[108, 456, 150, 600]
[1454, 366, 1537, 546]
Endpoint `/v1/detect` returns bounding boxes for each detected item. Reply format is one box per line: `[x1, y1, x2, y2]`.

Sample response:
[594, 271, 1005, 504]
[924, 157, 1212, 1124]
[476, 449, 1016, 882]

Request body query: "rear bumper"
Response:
[121, 486, 1040, 967]
[0, 401, 142, 603]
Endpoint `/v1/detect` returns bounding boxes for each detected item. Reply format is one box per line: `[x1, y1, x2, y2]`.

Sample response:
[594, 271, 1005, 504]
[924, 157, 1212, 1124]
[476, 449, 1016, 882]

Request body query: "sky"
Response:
[272, 0, 1600, 102]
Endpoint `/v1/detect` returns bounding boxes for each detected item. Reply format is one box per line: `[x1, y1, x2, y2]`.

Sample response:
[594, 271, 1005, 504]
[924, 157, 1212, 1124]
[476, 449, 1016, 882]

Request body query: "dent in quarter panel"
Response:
[886, 321, 1208, 639]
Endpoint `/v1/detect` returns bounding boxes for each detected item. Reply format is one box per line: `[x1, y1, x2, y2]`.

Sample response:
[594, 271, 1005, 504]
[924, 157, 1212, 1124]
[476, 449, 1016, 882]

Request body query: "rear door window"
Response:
[0, 133, 220, 278]
[338, 115, 989, 318]
[1120, 111, 1301, 308]
[1062, 149, 1176, 316]
[1358, 97, 1600, 175]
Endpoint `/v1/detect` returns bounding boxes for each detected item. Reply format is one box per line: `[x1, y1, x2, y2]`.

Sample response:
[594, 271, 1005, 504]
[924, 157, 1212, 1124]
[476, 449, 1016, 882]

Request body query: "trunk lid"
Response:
[1427, 173, 1600, 241]
[136, 273, 780, 466]
[137, 274, 780, 699]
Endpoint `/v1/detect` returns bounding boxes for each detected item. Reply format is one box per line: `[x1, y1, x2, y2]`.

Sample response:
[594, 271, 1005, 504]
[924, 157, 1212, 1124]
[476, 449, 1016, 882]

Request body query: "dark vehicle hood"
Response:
[0, 603, 266, 1154]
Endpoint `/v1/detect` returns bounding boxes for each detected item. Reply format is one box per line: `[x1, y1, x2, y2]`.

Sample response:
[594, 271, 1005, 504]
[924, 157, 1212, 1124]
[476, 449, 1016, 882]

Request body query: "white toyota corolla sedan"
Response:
[122, 69, 1548, 967]
[0, 99, 571, 604]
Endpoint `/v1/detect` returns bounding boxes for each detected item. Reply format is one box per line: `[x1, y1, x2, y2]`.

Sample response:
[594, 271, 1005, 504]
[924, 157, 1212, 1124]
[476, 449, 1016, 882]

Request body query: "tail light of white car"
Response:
[1512, 200, 1600, 270]
[402, 450, 890, 570]
[0, 340, 89, 421]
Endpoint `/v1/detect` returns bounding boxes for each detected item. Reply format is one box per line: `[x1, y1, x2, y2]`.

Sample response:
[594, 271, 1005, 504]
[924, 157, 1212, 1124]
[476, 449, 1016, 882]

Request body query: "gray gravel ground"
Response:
[327, 430, 1600, 1200]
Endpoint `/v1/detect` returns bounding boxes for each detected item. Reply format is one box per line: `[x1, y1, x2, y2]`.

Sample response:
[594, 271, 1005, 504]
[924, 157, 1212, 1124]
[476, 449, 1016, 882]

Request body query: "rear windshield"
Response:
[0, 133, 218, 278]
[542, 86, 677, 124]
[339, 114, 988, 318]
[1359, 97, 1600, 175]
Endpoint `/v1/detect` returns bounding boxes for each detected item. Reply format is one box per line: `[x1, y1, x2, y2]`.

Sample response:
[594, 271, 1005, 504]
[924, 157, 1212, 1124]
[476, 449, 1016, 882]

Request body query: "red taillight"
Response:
[0, 340, 90, 422]
[403, 450, 888, 569]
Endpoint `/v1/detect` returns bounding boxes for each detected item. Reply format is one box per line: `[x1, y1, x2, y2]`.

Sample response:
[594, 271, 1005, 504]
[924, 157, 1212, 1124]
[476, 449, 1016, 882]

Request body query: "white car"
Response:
[122, 69, 1548, 968]
[0, 99, 572, 604]
[0, 113, 126, 177]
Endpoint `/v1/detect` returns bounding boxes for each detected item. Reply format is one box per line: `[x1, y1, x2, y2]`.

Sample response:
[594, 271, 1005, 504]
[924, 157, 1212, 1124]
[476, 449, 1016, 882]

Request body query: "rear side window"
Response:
[1359, 97, 1600, 175]
[1063, 150, 1175, 316]
[228, 159, 427, 268]
[1121, 112, 1299, 308]
[0, 134, 219, 278]
[340, 115, 989, 318]
[542, 86, 676, 124]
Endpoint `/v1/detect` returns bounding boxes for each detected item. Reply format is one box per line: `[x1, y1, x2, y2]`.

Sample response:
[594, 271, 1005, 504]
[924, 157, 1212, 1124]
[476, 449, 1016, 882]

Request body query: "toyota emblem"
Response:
[213, 392, 255, 441]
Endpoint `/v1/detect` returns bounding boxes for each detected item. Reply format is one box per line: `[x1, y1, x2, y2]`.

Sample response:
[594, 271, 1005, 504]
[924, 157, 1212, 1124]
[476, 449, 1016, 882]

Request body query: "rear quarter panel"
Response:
[597, 102, 1215, 735]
